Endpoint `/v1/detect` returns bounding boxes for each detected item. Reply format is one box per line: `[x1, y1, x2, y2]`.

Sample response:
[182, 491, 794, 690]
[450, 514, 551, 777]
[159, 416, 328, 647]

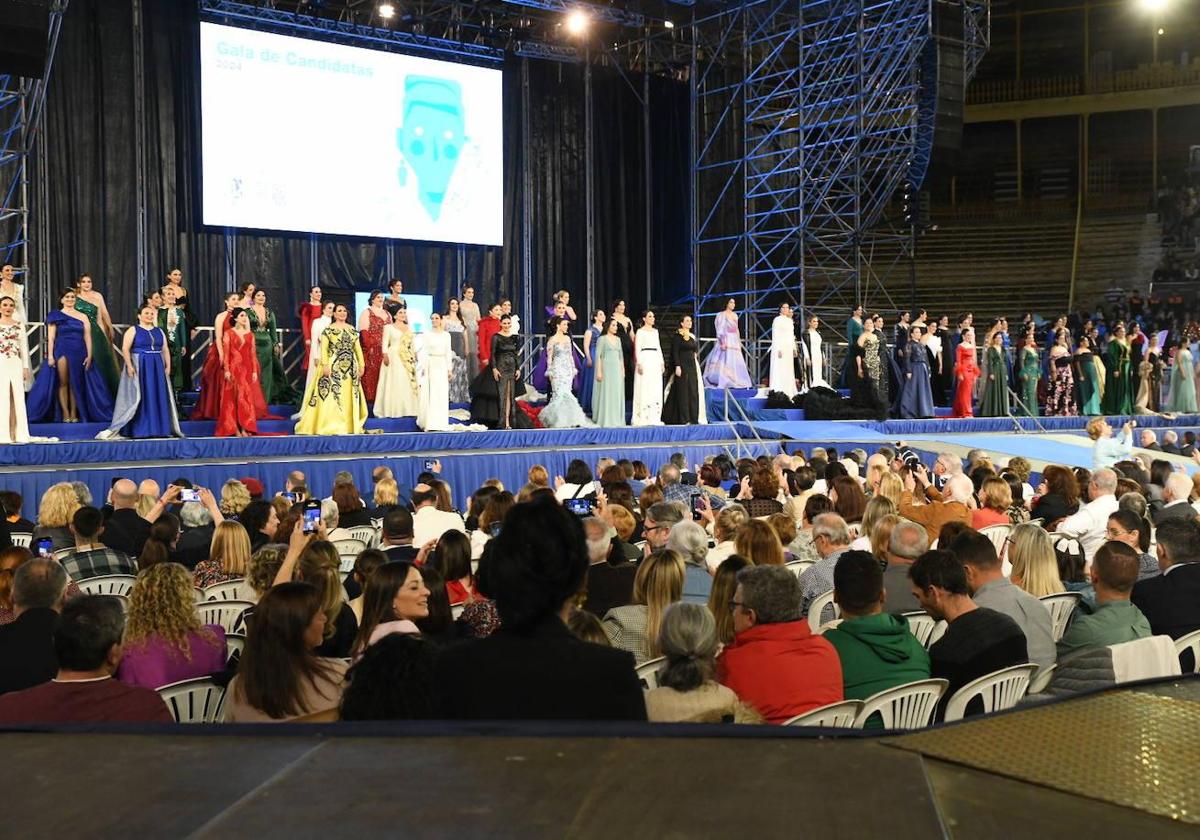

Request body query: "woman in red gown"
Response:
[358, 290, 391, 404]
[298, 286, 322, 372]
[953, 326, 980, 418]
[215, 308, 267, 437]
[191, 291, 242, 420]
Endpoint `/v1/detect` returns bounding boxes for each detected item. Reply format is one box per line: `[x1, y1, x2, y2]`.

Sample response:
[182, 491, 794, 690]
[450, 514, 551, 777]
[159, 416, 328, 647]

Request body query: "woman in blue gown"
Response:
[98, 303, 182, 439]
[579, 309, 604, 413]
[26, 288, 114, 423]
[899, 325, 934, 419]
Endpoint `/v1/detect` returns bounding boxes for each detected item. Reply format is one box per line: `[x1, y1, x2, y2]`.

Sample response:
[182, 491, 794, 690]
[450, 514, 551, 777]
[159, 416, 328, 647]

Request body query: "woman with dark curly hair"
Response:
[340, 633, 437, 720]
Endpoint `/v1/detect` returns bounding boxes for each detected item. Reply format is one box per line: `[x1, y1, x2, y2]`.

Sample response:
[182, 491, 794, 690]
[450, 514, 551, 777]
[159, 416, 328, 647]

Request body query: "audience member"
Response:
[0, 546, 33, 626]
[102, 478, 153, 557]
[642, 501, 684, 553]
[708, 554, 750, 645]
[351, 561, 427, 657]
[706, 503, 748, 571]
[1056, 467, 1119, 563]
[797, 512, 851, 623]
[881, 521, 930, 614]
[1057, 542, 1151, 656]
[380, 508, 419, 562]
[899, 471, 972, 544]
[427, 530, 475, 605]
[1105, 510, 1159, 581]
[60, 506, 136, 581]
[667, 520, 712, 604]
[411, 483, 466, 546]
[1031, 465, 1081, 530]
[238, 500, 278, 553]
[581, 517, 636, 619]
[0, 558, 67, 696]
[32, 483, 81, 552]
[1006, 523, 1065, 597]
[0, 491, 35, 534]
[565, 607, 610, 646]
[1131, 518, 1200, 640]
[734, 518, 785, 567]
[1153, 472, 1196, 525]
[192, 521, 251, 588]
[972, 477, 1012, 530]
[603, 549, 685, 664]
[339, 633, 436, 720]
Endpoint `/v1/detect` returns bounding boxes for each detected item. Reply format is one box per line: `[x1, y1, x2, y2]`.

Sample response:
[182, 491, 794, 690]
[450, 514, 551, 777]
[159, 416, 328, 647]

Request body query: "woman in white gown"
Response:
[374, 310, 420, 418]
[631, 311, 664, 426]
[769, 303, 798, 396]
[801, 314, 825, 389]
[417, 312, 452, 431]
[0, 294, 31, 443]
[0, 264, 26, 325]
[303, 301, 335, 394]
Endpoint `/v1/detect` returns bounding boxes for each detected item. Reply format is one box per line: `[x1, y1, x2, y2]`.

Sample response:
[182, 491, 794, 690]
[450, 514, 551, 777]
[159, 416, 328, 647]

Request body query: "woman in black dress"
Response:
[469, 314, 531, 429]
[611, 299, 635, 400]
[663, 315, 703, 425]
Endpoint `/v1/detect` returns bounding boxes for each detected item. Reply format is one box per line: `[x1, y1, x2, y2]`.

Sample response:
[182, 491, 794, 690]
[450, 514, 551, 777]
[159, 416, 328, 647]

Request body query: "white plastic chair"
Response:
[806, 589, 840, 628]
[204, 578, 257, 603]
[784, 559, 814, 578]
[158, 677, 226, 723]
[9, 532, 31, 548]
[782, 699, 864, 728]
[1039, 592, 1083, 642]
[1028, 663, 1057, 694]
[927, 620, 948, 647]
[942, 663, 1038, 722]
[978, 523, 1012, 554]
[814, 618, 843, 635]
[75, 574, 137, 598]
[902, 612, 938, 648]
[1174, 628, 1200, 674]
[224, 632, 246, 666]
[346, 526, 377, 548]
[853, 678, 949, 730]
[332, 537, 367, 559]
[636, 656, 667, 690]
[197, 600, 254, 634]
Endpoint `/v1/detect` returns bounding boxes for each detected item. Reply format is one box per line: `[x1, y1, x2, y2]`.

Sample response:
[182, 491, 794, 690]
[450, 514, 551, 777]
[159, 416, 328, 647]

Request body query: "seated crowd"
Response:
[0, 443, 1197, 725]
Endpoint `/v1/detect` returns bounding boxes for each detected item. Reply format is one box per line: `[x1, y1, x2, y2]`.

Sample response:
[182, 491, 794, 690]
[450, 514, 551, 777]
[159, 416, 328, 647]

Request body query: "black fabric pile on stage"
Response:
[800, 386, 887, 422]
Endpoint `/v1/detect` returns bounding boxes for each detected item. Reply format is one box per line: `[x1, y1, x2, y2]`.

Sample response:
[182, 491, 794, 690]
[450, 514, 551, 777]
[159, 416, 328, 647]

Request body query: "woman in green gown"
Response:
[1101, 325, 1132, 415]
[1015, 332, 1040, 416]
[591, 318, 626, 427]
[248, 288, 299, 406]
[158, 283, 194, 397]
[73, 273, 120, 394]
[978, 330, 1009, 417]
[1074, 336, 1105, 415]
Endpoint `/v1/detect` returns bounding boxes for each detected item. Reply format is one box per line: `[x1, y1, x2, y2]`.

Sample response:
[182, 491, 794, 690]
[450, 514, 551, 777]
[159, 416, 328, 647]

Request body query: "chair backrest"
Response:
[927, 620, 948, 647]
[636, 656, 667, 690]
[942, 663, 1038, 722]
[9, 532, 31, 548]
[224, 632, 246, 665]
[1038, 592, 1083, 642]
[204, 578, 257, 603]
[158, 677, 226, 723]
[196, 600, 254, 634]
[902, 612, 938, 648]
[853, 678, 949, 730]
[784, 559, 815, 578]
[346, 526, 377, 547]
[1174, 628, 1200, 674]
[332, 537, 367, 558]
[75, 574, 137, 597]
[813, 618, 843, 635]
[1110, 635, 1183, 683]
[782, 699, 864, 728]
[978, 523, 1013, 554]
[806, 589, 840, 628]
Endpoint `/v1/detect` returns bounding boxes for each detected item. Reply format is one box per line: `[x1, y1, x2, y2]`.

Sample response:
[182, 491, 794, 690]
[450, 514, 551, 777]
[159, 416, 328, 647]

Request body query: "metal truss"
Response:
[691, 0, 989, 378]
[0, 1, 69, 315]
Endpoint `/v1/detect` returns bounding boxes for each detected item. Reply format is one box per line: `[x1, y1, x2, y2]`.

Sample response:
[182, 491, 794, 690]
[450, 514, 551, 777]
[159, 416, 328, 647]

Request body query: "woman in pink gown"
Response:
[703, 299, 753, 388]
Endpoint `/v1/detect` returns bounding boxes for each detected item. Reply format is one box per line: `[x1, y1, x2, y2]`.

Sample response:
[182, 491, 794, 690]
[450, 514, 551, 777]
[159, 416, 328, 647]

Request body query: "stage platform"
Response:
[3, 676, 1196, 837]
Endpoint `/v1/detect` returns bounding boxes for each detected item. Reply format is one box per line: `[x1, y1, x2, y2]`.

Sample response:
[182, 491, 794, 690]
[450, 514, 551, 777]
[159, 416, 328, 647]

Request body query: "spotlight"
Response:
[1138, 0, 1168, 12]
[664, 19, 675, 29]
[1158, 27, 1165, 34]
[378, 2, 396, 19]
[564, 9, 590, 36]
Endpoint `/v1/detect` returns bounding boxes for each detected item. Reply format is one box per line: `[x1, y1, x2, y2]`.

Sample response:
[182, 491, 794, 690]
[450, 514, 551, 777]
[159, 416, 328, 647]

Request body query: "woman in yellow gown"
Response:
[294, 303, 367, 435]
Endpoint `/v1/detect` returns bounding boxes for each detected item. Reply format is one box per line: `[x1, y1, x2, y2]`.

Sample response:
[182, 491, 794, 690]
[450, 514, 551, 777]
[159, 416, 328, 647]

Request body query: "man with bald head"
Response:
[897, 464, 973, 544]
[101, 478, 151, 557]
[1056, 467, 1120, 564]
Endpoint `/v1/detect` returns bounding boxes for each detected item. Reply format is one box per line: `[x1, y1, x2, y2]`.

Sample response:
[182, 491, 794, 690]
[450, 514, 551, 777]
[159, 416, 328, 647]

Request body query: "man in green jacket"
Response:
[1058, 541, 1151, 657]
[823, 550, 931, 727]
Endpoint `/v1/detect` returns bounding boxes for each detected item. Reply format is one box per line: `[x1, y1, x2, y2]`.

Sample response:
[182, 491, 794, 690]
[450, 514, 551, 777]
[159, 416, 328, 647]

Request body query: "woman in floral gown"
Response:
[1045, 329, 1076, 416]
[358, 291, 392, 404]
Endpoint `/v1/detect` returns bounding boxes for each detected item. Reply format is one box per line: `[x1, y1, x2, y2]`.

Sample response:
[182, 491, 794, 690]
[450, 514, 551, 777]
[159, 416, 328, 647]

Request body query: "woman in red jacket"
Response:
[953, 327, 980, 418]
[298, 286, 323, 372]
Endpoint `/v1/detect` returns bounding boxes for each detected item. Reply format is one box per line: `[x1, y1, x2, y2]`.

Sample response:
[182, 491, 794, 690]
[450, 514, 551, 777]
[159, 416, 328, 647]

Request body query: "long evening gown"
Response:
[476, 316, 500, 369]
[614, 318, 635, 400]
[215, 330, 266, 437]
[801, 328, 825, 390]
[579, 324, 601, 412]
[952, 344, 979, 418]
[851, 333, 888, 417]
[446, 323, 470, 404]
[899, 341, 934, 419]
[978, 346, 1009, 417]
[299, 302, 322, 372]
[0, 323, 30, 443]
[74, 298, 119, 395]
[663, 333, 706, 425]
[1076, 351, 1105, 416]
[1166, 348, 1198, 413]
[296, 327, 368, 435]
[631, 327, 664, 426]
[359, 309, 389, 404]
[157, 303, 192, 397]
[704, 312, 752, 389]
[768, 315, 797, 396]
[470, 333, 530, 430]
[1016, 347, 1040, 417]
[839, 317, 863, 387]
[459, 299, 481, 378]
[373, 324, 419, 418]
[1046, 355, 1076, 416]
[592, 334, 626, 427]
[1147, 351, 1164, 412]
[101, 326, 182, 439]
[926, 330, 946, 405]
[191, 311, 230, 420]
[249, 307, 297, 406]
[26, 310, 114, 423]
[1102, 339, 1132, 416]
[539, 340, 595, 429]
[417, 330, 452, 432]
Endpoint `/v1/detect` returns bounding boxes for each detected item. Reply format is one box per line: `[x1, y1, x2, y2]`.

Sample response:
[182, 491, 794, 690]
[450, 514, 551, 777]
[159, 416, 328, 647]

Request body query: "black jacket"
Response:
[175, 524, 215, 570]
[1131, 562, 1200, 641]
[0, 608, 58, 696]
[102, 508, 151, 558]
[583, 558, 637, 619]
[433, 615, 646, 721]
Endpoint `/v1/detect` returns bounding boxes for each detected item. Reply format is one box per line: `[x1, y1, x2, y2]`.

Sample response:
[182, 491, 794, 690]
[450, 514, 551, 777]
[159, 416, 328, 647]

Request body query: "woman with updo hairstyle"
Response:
[972, 476, 1012, 530]
[219, 479, 251, 517]
[428, 529, 475, 605]
[1001, 472, 1029, 524]
[706, 502, 748, 571]
[644, 602, 760, 724]
[733, 518, 785, 567]
[117, 562, 227, 689]
[829, 475, 866, 530]
[136, 512, 181, 571]
[247, 543, 288, 600]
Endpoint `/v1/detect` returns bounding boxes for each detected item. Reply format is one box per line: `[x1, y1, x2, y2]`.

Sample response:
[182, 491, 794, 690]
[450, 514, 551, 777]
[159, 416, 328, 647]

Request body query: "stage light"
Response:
[1138, 0, 1168, 12]
[664, 20, 675, 29]
[1158, 27, 1165, 34]
[378, 2, 396, 19]
[564, 9, 590, 36]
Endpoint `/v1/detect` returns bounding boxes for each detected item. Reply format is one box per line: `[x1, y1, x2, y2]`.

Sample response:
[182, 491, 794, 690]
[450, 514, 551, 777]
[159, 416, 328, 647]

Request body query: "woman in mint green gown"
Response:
[591, 319, 626, 427]
[1074, 337, 1105, 416]
[1165, 340, 1198, 414]
[73, 274, 119, 395]
[977, 332, 1009, 417]
[1015, 334, 1040, 417]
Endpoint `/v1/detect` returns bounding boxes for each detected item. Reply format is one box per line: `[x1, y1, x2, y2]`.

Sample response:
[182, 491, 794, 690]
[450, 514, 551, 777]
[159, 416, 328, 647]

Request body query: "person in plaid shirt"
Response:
[58, 506, 135, 582]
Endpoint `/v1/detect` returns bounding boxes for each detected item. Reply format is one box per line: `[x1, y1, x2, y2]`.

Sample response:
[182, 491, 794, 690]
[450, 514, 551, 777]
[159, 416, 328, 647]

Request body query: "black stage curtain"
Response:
[35, 0, 689, 330]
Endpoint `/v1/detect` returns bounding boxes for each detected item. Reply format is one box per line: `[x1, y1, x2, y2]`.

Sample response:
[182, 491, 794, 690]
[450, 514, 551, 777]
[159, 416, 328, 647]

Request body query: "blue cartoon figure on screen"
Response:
[397, 75, 465, 221]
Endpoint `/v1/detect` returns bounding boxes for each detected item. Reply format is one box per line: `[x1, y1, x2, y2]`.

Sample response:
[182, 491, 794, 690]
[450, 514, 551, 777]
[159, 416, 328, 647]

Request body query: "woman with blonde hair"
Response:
[876, 472, 903, 507]
[219, 479, 251, 517]
[1007, 523, 1064, 597]
[247, 543, 288, 600]
[849, 495, 897, 551]
[765, 512, 799, 561]
[602, 549, 685, 663]
[372, 477, 400, 514]
[527, 464, 549, 487]
[291, 539, 358, 658]
[972, 476, 1012, 530]
[733, 518, 785, 567]
[192, 520, 251, 588]
[33, 482, 81, 551]
[117, 562, 227, 689]
[869, 513, 901, 568]
[707, 554, 750, 645]
[706, 503, 748, 571]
